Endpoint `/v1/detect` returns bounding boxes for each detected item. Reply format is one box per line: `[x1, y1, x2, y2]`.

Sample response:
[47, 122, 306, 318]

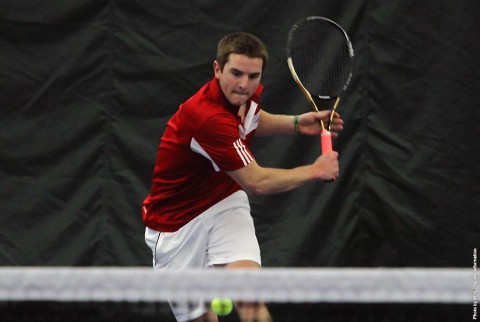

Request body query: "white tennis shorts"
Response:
[144, 190, 261, 321]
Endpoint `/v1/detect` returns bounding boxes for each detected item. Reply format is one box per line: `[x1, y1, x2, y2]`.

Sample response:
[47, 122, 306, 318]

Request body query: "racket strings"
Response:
[288, 19, 353, 98]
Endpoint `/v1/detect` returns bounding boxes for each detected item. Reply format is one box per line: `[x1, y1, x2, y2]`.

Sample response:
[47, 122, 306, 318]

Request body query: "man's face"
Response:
[214, 53, 263, 107]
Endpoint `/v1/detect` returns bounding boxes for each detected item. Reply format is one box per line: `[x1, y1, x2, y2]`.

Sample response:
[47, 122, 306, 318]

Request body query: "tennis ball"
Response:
[210, 298, 233, 316]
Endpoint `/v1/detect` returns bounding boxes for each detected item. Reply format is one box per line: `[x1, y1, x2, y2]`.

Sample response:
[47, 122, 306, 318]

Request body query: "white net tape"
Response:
[0, 267, 471, 304]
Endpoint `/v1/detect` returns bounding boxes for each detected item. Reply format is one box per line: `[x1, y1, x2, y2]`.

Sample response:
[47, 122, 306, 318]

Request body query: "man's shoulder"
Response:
[180, 89, 233, 124]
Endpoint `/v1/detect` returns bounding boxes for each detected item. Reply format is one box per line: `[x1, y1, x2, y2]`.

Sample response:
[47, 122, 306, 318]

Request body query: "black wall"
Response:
[1, 0, 478, 269]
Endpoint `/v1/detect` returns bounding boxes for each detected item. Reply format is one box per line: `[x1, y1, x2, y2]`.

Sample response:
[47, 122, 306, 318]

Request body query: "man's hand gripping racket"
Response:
[287, 16, 354, 155]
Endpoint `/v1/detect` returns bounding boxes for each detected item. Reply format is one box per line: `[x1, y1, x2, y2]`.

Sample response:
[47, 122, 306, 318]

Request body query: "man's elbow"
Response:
[241, 181, 269, 196]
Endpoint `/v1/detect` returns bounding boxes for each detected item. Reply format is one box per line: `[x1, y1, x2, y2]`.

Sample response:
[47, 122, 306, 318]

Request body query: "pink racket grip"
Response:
[321, 130, 332, 154]
[321, 130, 336, 181]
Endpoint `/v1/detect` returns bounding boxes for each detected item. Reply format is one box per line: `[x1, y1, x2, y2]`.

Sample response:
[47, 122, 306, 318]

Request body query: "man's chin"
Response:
[228, 94, 250, 106]
[228, 101, 245, 107]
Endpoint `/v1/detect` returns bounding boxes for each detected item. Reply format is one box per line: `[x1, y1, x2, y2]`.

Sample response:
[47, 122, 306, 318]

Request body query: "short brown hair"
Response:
[216, 32, 268, 71]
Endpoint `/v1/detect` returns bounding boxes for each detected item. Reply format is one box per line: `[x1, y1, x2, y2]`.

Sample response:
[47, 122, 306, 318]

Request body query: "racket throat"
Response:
[327, 97, 341, 130]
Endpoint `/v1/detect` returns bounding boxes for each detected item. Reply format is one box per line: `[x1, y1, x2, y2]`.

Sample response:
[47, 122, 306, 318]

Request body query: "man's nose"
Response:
[238, 75, 249, 89]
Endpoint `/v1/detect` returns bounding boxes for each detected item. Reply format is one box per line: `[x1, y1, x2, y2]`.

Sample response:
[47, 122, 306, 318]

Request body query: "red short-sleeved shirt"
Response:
[142, 77, 263, 232]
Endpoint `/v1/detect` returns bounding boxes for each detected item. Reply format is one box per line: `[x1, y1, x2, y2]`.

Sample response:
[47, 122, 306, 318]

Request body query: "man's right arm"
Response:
[226, 153, 339, 195]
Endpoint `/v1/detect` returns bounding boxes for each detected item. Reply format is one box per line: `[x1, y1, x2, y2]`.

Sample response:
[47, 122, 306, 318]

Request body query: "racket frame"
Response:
[286, 16, 354, 152]
[287, 57, 326, 131]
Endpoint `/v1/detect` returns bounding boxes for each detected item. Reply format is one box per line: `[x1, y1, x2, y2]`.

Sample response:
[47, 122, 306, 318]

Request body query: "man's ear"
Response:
[213, 60, 221, 79]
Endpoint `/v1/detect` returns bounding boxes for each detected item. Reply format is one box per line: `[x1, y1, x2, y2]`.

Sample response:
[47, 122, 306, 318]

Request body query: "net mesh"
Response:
[287, 17, 354, 98]
[0, 267, 472, 321]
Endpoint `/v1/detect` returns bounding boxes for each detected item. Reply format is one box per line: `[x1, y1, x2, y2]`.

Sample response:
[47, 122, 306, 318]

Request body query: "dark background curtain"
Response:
[1, 1, 478, 320]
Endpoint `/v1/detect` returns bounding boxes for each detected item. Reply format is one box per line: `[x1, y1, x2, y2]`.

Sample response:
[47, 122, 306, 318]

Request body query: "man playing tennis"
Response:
[143, 32, 343, 322]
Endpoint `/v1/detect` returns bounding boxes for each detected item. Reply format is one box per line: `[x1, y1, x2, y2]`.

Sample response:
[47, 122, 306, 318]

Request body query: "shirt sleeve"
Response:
[191, 113, 254, 172]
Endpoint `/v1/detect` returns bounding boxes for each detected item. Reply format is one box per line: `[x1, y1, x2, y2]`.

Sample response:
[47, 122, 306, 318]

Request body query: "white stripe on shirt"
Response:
[190, 137, 221, 171]
[233, 139, 253, 166]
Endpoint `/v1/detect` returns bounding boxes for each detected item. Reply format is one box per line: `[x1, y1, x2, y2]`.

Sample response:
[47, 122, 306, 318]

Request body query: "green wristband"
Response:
[294, 115, 300, 134]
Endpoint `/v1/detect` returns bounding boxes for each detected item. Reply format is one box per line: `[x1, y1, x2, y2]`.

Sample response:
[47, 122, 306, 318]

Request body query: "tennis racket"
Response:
[287, 16, 354, 154]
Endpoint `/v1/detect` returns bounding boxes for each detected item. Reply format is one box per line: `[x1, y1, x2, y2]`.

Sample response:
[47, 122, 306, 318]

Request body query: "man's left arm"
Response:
[255, 109, 343, 137]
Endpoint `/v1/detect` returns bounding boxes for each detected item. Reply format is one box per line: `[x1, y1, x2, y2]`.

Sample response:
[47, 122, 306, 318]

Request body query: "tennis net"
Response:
[0, 267, 472, 321]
